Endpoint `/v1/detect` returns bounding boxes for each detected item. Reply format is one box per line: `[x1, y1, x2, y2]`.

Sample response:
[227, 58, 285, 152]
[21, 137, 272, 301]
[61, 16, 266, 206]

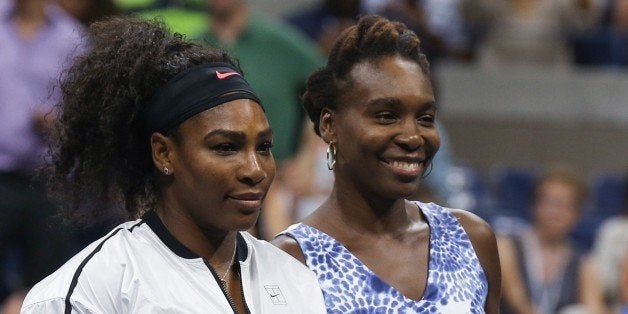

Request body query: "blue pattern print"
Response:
[281, 202, 488, 313]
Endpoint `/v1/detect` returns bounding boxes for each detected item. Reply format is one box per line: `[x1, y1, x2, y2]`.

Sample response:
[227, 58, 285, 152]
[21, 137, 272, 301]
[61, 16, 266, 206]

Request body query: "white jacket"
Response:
[21, 211, 326, 313]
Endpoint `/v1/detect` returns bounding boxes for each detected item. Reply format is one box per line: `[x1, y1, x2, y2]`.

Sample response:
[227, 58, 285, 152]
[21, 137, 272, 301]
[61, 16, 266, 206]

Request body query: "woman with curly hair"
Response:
[20, 17, 325, 313]
[273, 15, 501, 313]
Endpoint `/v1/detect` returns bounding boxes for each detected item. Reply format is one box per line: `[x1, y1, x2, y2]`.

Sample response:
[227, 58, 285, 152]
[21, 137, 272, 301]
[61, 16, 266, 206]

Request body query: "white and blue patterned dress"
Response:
[280, 202, 488, 314]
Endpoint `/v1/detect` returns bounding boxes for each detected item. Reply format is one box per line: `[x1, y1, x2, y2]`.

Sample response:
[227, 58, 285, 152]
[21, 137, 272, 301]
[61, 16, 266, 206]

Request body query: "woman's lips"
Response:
[381, 158, 425, 178]
[227, 192, 264, 209]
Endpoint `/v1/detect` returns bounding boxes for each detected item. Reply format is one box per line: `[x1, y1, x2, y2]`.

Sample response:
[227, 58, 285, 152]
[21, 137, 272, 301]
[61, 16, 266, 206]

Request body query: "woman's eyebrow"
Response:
[204, 128, 274, 140]
[204, 129, 245, 140]
[366, 97, 438, 110]
[257, 128, 273, 140]
[366, 97, 402, 108]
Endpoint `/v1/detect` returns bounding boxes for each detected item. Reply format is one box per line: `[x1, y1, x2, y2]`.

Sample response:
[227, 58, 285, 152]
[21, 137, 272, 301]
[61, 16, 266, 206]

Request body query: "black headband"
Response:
[141, 62, 262, 138]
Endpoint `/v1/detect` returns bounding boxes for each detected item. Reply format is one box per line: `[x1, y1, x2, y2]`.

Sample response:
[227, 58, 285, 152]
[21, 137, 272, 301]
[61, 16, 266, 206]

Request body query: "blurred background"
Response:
[1, 0, 627, 313]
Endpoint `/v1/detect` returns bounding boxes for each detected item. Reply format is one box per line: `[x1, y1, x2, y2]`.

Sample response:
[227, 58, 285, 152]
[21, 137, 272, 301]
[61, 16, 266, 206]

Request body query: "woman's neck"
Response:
[315, 185, 418, 237]
[154, 204, 235, 261]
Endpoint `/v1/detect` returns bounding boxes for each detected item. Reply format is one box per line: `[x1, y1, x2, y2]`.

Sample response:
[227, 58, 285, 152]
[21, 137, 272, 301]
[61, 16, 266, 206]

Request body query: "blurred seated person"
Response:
[497, 166, 591, 314]
[572, 0, 628, 67]
[114, 0, 204, 12]
[285, 0, 361, 54]
[580, 174, 628, 314]
[0, 0, 85, 308]
[379, 0, 447, 63]
[116, 0, 208, 37]
[582, 252, 628, 314]
[364, 0, 482, 62]
[461, 0, 603, 67]
[57, 0, 122, 25]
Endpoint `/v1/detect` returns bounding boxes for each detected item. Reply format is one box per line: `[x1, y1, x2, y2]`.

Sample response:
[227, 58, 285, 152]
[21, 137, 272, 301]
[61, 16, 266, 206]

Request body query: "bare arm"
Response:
[450, 209, 501, 314]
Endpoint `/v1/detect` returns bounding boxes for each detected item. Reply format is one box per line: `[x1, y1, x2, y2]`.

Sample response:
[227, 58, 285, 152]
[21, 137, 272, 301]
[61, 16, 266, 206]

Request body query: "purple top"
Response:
[0, 1, 85, 173]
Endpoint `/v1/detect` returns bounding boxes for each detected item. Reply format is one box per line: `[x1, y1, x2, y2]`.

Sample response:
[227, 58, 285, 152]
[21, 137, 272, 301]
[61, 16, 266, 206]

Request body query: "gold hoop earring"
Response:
[326, 142, 337, 170]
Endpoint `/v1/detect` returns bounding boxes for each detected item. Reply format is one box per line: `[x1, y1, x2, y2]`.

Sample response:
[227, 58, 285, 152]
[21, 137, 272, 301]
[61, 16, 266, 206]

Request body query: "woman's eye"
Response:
[257, 141, 273, 154]
[214, 143, 237, 154]
[375, 112, 396, 123]
[418, 115, 435, 126]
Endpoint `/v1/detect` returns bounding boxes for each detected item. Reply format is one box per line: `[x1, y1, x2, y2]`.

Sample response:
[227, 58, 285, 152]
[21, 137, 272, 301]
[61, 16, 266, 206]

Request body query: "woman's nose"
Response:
[238, 152, 267, 185]
[395, 120, 424, 151]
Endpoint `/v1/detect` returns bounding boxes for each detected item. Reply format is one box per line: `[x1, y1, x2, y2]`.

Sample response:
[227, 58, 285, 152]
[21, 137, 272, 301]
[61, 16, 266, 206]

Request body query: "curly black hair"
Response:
[302, 14, 431, 136]
[46, 17, 240, 225]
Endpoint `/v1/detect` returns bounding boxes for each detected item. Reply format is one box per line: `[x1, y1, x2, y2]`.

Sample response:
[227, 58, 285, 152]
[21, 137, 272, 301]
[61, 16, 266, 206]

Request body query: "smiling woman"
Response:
[273, 15, 502, 313]
[19, 17, 325, 314]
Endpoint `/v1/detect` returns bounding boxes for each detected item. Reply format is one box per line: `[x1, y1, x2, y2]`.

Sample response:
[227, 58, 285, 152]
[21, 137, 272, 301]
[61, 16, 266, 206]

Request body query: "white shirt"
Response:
[21, 211, 326, 313]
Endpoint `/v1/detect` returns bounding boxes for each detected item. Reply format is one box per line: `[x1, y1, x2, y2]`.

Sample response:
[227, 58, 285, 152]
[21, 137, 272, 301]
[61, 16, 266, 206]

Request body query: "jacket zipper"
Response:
[204, 258, 239, 314]
[236, 262, 251, 314]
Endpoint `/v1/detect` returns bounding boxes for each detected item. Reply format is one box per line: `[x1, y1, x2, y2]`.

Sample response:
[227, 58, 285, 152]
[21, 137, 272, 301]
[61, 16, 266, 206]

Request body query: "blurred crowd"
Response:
[1, 0, 627, 313]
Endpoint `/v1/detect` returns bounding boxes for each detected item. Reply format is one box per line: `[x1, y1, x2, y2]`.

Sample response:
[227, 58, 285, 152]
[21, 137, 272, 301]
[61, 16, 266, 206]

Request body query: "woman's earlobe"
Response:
[319, 108, 335, 143]
[150, 132, 172, 174]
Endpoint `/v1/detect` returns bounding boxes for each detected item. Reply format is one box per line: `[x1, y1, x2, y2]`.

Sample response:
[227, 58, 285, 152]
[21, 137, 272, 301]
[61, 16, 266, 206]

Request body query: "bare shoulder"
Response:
[449, 208, 496, 243]
[270, 234, 306, 265]
[448, 208, 499, 263]
[448, 208, 501, 313]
